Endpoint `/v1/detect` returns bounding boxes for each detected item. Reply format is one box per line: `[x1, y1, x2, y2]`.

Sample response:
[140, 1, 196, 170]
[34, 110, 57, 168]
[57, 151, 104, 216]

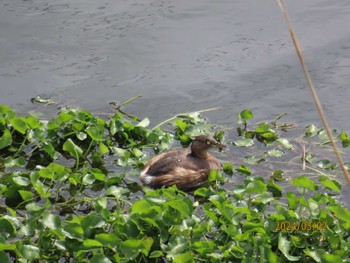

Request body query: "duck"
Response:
[140, 135, 225, 190]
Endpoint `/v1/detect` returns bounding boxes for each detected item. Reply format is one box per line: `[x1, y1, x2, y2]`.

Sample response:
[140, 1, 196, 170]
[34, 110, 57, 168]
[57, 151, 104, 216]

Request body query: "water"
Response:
[1, 0, 350, 200]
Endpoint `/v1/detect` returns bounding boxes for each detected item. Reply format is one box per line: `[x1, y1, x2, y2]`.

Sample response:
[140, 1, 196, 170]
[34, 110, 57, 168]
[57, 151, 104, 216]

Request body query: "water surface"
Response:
[1, 0, 350, 200]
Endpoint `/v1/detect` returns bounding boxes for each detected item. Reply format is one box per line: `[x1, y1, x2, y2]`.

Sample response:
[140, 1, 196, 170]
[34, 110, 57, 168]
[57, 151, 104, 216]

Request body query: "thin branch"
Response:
[277, 0, 350, 185]
[109, 95, 143, 119]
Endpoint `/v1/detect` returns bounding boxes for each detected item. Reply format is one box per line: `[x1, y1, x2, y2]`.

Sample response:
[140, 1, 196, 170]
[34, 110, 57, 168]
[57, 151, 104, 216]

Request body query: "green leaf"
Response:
[95, 197, 107, 209]
[267, 179, 282, 197]
[339, 130, 350, 148]
[25, 203, 44, 214]
[0, 129, 12, 150]
[90, 254, 113, 263]
[236, 165, 251, 175]
[163, 236, 189, 260]
[76, 132, 87, 140]
[277, 138, 293, 149]
[0, 243, 16, 251]
[119, 239, 144, 260]
[149, 250, 164, 258]
[132, 148, 143, 158]
[214, 130, 225, 142]
[167, 200, 191, 217]
[305, 152, 316, 163]
[132, 199, 152, 214]
[0, 251, 10, 263]
[90, 169, 106, 181]
[81, 213, 105, 236]
[109, 119, 117, 136]
[222, 163, 234, 175]
[245, 155, 265, 165]
[308, 198, 319, 217]
[245, 180, 267, 194]
[208, 170, 224, 183]
[193, 187, 214, 198]
[173, 252, 194, 263]
[304, 248, 322, 262]
[320, 252, 342, 263]
[18, 190, 33, 201]
[106, 186, 130, 198]
[265, 247, 279, 263]
[305, 124, 320, 137]
[83, 173, 95, 185]
[9, 118, 28, 134]
[95, 233, 120, 247]
[39, 162, 68, 180]
[256, 122, 273, 133]
[63, 138, 83, 159]
[25, 116, 41, 129]
[42, 143, 57, 158]
[57, 112, 74, 124]
[83, 239, 103, 248]
[99, 142, 109, 155]
[271, 170, 284, 181]
[0, 218, 16, 238]
[278, 234, 301, 261]
[233, 138, 254, 147]
[12, 176, 30, 186]
[286, 192, 299, 210]
[42, 211, 61, 229]
[316, 160, 336, 170]
[137, 118, 150, 128]
[237, 109, 254, 124]
[192, 240, 215, 255]
[327, 205, 350, 222]
[87, 126, 103, 141]
[62, 223, 84, 241]
[291, 175, 318, 191]
[4, 157, 26, 168]
[19, 244, 40, 260]
[0, 106, 16, 121]
[267, 149, 284, 157]
[20, 218, 35, 237]
[319, 177, 341, 192]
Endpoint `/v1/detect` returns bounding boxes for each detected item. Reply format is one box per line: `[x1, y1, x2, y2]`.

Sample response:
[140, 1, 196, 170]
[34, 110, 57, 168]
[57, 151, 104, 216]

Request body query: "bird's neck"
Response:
[190, 144, 208, 159]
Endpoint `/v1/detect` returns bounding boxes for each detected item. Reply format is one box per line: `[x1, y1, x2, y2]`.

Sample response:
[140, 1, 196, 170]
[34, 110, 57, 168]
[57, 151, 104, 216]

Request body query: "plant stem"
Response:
[277, 0, 350, 186]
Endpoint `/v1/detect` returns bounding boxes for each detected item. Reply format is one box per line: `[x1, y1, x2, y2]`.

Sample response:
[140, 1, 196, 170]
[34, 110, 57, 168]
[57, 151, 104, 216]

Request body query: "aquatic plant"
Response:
[0, 105, 349, 262]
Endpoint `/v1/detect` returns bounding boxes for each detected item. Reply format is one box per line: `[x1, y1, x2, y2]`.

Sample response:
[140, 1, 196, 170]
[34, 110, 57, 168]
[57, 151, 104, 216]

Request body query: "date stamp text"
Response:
[275, 221, 327, 231]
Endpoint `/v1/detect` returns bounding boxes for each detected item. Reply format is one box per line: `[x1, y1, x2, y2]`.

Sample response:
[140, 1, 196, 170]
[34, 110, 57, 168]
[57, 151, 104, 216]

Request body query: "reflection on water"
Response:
[1, 0, 350, 200]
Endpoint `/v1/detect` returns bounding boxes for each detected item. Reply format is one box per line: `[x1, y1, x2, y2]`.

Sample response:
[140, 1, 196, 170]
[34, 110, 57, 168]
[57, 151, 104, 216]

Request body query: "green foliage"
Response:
[0, 105, 349, 262]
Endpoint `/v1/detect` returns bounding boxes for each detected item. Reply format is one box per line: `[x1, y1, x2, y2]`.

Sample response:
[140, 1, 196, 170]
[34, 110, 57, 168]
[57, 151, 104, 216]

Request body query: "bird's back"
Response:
[140, 148, 221, 190]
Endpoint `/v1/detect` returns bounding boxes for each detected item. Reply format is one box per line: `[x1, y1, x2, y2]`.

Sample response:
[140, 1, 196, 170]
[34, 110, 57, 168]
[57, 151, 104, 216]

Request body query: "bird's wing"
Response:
[144, 149, 207, 176]
[145, 150, 185, 176]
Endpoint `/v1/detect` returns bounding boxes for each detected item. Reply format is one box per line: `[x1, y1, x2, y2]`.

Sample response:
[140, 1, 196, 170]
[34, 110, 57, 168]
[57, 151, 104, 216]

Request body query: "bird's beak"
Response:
[213, 141, 226, 149]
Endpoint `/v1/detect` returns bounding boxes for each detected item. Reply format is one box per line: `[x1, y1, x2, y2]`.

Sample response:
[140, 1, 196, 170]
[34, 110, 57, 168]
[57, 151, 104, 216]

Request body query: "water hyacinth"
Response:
[0, 105, 349, 262]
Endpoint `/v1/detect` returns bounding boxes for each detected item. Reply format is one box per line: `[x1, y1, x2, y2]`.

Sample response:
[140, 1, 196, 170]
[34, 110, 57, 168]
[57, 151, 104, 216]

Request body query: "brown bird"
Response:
[140, 135, 225, 190]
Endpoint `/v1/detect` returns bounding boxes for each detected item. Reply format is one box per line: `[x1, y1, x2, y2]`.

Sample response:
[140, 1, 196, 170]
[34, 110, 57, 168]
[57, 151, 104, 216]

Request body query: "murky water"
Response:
[1, 1, 350, 200]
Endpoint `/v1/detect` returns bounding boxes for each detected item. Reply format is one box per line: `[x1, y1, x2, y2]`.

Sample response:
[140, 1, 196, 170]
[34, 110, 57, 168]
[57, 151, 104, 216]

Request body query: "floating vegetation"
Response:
[0, 104, 349, 262]
[30, 96, 57, 106]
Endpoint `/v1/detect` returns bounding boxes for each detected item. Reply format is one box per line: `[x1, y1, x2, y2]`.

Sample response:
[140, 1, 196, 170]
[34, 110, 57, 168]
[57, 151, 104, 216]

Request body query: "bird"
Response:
[140, 135, 226, 190]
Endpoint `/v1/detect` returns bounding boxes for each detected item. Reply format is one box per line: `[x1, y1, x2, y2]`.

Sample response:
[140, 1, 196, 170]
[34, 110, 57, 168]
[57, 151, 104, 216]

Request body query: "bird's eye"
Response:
[206, 140, 211, 145]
